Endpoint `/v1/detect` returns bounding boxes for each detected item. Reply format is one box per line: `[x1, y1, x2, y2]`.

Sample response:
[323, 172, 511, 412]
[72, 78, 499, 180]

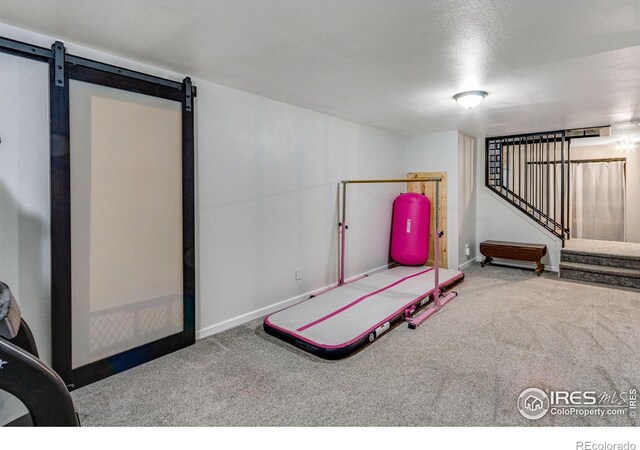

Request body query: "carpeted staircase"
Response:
[560, 240, 640, 289]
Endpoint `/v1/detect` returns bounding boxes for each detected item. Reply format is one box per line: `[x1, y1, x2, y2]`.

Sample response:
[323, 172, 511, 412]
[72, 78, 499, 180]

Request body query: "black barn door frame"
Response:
[0, 36, 196, 389]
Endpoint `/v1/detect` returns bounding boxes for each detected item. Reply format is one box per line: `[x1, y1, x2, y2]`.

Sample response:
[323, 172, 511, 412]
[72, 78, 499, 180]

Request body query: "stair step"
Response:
[560, 262, 640, 277]
[561, 239, 640, 270]
[559, 262, 640, 289]
[561, 252, 640, 270]
[562, 239, 640, 261]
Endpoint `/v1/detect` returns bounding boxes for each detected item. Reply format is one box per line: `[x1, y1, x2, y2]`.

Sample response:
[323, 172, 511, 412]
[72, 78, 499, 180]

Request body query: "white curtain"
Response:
[571, 161, 625, 241]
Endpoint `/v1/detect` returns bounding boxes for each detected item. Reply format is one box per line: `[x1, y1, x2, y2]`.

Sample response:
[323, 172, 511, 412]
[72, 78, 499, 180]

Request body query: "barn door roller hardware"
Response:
[1, 35, 196, 95]
[183, 77, 193, 112]
[52, 41, 65, 88]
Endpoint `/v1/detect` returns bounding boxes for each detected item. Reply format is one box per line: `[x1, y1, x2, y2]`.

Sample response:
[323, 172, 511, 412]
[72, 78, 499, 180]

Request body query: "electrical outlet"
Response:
[295, 268, 302, 281]
[465, 244, 470, 256]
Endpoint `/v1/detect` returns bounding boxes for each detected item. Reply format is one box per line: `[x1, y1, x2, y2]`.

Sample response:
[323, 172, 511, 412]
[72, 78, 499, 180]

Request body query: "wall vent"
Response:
[565, 126, 611, 138]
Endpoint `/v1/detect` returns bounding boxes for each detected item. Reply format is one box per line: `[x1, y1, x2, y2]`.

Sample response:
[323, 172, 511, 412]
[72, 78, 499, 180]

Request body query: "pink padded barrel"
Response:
[390, 193, 430, 266]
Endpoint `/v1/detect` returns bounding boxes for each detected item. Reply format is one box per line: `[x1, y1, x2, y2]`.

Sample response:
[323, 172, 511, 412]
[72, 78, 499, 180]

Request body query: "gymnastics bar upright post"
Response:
[337, 177, 458, 329]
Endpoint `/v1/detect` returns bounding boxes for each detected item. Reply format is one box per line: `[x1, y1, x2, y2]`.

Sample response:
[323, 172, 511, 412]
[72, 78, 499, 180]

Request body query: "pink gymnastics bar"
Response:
[337, 177, 458, 329]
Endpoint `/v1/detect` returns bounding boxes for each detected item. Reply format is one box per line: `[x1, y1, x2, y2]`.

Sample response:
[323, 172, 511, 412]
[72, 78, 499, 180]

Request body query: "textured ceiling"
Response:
[1, 0, 640, 140]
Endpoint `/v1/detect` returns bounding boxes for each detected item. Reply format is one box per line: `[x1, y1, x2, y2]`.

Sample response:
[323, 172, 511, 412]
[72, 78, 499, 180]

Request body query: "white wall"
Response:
[196, 82, 405, 336]
[0, 50, 51, 362]
[403, 130, 460, 269]
[458, 132, 477, 269]
[0, 51, 50, 425]
[570, 143, 639, 243]
[475, 137, 563, 271]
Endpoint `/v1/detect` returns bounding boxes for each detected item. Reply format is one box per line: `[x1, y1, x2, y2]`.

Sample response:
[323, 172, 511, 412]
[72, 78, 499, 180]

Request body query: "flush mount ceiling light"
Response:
[453, 90, 488, 109]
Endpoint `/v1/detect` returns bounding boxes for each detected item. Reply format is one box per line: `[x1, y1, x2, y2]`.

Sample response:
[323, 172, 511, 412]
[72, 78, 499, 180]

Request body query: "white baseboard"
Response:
[196, 264, 390, 340]
[474, 255, 558, 273]
[458, 258, 476, 271]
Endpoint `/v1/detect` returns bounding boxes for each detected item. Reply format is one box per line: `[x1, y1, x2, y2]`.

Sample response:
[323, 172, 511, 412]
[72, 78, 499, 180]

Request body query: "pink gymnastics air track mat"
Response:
[263, 265, 463, 359]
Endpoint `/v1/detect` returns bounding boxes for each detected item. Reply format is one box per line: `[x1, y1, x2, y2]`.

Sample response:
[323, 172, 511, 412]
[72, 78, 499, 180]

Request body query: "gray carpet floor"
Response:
[72, 263, 640, 426]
